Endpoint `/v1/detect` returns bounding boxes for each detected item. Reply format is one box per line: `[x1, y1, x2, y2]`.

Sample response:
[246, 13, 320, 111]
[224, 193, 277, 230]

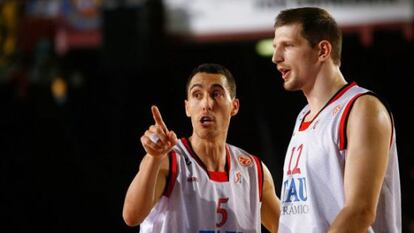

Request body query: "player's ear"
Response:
[230, 98, 240, 116]
[185, 100, 191, 117]
[318, 40, 332, 62]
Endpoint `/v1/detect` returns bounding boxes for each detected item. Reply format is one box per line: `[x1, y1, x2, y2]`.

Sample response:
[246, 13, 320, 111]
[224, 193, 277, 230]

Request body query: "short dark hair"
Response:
[186, 63, 237, 98]
[274, 7, 342, 65]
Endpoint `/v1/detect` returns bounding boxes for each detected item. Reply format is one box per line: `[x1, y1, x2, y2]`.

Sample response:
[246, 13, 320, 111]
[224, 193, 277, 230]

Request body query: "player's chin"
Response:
[283, 80, 300, 91]
[283, 81, 294, 91]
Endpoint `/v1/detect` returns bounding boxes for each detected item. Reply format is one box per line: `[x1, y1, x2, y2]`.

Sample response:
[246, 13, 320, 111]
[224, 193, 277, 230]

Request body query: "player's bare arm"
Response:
[328, 95, 391, 233]
[122, 106, 177, 226]
[261, 163, 281, 233]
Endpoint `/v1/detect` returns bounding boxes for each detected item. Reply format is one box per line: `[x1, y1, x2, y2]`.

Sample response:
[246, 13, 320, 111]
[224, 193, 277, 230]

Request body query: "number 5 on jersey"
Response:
[216, 197, 229, 227]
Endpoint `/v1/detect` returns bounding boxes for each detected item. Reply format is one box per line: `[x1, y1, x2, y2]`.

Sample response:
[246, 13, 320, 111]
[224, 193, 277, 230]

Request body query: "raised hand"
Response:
[141, 105, 177, 158]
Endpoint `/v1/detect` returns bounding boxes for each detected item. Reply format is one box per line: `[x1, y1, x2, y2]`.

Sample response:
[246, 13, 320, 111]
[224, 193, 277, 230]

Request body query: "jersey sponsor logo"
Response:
[282, 177, 308, 203]
[281, 143, 310, 215]
[237, 155, 253, 167]
[282, 203, 310, 215]
[281, 177, 310, 216]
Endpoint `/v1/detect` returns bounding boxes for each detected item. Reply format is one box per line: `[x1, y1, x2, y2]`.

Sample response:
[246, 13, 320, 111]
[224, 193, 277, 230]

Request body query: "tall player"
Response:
[272, 7, 401, 233]
[122, 63, 281, 232]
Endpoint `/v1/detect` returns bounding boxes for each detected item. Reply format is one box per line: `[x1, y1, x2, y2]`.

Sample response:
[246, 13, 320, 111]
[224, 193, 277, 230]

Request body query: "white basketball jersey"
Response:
[278, 82, 401, 233]
[140, 138, 263, 233]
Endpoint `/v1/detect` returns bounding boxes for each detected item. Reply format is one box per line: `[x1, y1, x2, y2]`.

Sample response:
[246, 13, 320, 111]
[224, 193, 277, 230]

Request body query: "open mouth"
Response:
[278, 67, 291, 80]
[200, 116, 214, 126]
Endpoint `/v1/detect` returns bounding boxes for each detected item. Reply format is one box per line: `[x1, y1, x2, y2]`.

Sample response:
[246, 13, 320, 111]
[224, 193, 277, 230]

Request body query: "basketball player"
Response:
[272, 7, 401, 233]
[122, 63, 281, 232]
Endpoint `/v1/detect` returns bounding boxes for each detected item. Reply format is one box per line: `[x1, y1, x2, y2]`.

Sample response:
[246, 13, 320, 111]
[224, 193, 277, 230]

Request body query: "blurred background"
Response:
[1, 0, 413, 232]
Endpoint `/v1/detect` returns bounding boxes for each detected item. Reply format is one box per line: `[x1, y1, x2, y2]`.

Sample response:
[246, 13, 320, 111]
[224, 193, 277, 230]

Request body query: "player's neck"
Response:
[189, 136, 227, 172]
[304, 65, 346, 120]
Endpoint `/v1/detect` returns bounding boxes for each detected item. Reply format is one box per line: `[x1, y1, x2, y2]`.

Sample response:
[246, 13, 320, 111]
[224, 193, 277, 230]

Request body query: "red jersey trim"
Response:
[299, 114, 311, 131]
[252, 156, 263, 201]
[339, 92, 394, 150]
[163, 150, 177, 197]
[328, 82, 357, 104]
[339, 93, 366, 150]
[299, 82, 357, 131]
[207, 171, 228, 182]
[181, 137, 230, 182]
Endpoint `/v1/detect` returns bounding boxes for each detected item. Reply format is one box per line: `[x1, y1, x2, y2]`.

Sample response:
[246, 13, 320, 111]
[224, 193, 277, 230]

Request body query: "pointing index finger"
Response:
[151, 105, 168, 132]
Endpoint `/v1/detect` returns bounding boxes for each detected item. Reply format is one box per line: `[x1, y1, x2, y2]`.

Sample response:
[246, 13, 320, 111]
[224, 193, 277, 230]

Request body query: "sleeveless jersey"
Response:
[140, 137, 264, 233]
[278, 82, 401, 233]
